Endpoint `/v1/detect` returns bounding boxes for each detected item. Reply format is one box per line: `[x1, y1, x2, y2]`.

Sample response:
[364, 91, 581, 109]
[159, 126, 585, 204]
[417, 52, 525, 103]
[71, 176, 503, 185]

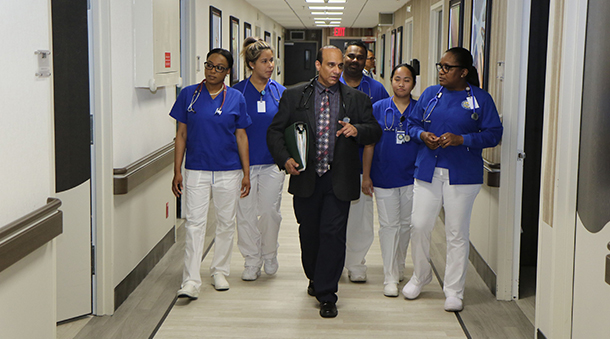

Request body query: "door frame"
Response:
[496, 0, 531, 301]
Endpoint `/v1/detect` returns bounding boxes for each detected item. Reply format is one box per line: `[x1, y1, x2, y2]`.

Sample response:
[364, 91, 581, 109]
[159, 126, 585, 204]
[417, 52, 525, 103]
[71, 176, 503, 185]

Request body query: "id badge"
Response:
[257, 100, 266, 113]
[466, 96, 480, 109]
[396, 130, 410, 144]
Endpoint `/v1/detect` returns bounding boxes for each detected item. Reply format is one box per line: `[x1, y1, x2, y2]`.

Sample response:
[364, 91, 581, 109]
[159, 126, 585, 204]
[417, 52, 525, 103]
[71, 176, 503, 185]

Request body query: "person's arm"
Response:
[351, 94, 382, 146]
[235, 128, 251, 197]
[362, 144, 375, 196]
[172, 122, 187, 197]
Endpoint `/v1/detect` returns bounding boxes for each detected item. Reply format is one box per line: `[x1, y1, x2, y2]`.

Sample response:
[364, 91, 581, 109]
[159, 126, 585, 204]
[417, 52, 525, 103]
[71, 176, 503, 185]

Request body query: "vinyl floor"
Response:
[59, 178, 534, 339]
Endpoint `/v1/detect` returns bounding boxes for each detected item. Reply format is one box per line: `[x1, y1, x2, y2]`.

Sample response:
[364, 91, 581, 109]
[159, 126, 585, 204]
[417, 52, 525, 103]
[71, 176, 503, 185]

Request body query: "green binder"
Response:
[284, 122, 308, 172]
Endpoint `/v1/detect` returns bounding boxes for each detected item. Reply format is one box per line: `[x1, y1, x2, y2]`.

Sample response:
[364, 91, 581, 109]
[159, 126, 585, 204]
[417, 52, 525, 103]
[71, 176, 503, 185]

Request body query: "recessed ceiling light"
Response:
[310, 11, 343, 15]
[309, 6, 344, 10]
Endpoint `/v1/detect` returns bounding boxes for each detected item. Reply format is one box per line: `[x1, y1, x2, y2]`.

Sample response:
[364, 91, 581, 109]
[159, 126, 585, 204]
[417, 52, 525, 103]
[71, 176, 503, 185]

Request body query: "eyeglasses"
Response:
[436, 63, 462, 73]
[204, 61, 229, 73]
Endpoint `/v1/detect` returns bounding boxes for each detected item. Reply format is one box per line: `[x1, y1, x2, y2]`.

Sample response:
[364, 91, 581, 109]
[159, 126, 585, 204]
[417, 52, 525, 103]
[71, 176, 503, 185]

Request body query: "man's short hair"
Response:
[345, 41, 368, 55]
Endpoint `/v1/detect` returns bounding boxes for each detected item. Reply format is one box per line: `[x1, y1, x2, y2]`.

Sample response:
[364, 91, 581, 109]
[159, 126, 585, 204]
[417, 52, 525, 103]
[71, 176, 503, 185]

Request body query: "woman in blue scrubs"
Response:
[171, 48, 252, 299]
[403, 47, 502, 312]
[361, 64, 418, 297]
[232, 37, 286, 281]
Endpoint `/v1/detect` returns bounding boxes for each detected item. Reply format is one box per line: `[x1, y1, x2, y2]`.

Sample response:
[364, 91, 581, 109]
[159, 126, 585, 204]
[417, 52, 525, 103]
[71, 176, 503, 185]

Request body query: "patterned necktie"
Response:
[316, 89, 331, 176]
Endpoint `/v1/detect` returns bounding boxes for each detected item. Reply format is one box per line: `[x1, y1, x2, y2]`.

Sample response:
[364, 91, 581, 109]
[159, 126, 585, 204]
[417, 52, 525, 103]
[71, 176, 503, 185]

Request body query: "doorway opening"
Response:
[517, 0, 551, 324]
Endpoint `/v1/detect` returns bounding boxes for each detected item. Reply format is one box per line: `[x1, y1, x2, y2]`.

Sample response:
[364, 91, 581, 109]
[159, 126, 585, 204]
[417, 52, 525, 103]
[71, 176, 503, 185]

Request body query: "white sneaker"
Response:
[264, 257, 279, 275]
[241, 266, 261, 281]
[212, 273, 230, 291]
[402, 279, 423, 299]
[383, 283, 399, 297]
[177, 281, 199, 300]
[348, 271, 367, 283]
[444, 297, 463, 312]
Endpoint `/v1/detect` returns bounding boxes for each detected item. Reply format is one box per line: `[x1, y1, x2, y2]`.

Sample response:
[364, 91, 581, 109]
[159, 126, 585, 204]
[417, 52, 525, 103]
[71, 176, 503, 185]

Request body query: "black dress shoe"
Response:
[319, 301, 338, 318]
[307, 280, 315, 296]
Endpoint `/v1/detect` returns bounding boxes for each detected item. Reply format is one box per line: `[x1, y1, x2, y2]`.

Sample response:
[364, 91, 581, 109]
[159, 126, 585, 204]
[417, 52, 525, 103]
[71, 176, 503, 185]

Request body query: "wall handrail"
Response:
[113, 141, 175, 195]
[0, 197, 63, 273]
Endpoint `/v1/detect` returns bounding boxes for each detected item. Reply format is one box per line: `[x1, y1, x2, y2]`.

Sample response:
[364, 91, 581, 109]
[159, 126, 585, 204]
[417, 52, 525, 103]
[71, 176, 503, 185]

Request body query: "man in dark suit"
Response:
[267, 46, 382, 318]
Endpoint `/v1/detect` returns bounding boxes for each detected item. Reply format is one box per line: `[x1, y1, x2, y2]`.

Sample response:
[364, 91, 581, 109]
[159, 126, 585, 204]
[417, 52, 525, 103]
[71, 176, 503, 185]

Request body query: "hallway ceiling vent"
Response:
[378, 13, 394, 26]
[290, 31, 305, 40]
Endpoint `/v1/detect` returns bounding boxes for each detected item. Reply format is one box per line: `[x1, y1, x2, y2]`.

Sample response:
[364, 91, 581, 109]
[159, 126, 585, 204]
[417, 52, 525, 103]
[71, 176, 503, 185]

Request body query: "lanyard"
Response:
[242, 77, 281, 104]
[187, 79, 227, 115]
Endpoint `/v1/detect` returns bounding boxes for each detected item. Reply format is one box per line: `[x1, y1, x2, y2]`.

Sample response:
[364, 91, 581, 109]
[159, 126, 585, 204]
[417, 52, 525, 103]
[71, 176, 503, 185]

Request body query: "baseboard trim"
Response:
[468, 242, 497, 296]
[114, 226, 176, 311]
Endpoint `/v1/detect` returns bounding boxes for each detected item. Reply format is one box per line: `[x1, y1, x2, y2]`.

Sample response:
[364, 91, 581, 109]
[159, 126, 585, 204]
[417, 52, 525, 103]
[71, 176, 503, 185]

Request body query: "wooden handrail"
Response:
[0, 197, 63, 273]
[113, 141, 175, 195]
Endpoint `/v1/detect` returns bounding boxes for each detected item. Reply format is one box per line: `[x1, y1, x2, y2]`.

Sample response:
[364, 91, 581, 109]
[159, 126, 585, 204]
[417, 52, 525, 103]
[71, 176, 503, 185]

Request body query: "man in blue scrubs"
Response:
[340, 41, 389, 283]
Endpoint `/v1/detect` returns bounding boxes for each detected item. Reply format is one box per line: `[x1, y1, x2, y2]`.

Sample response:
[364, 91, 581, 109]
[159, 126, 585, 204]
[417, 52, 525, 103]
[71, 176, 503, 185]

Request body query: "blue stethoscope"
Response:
[383, 97, 411, 141]
[341, 75, 372, 100]
[242, 76, 281, 104]
[187, 79, 227, 115]
[422, 85, 478, 123]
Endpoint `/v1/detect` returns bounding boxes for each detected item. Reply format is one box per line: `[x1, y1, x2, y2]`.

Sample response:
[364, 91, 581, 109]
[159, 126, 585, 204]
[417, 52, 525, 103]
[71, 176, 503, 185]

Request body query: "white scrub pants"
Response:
[236, 164, 284, 268]
[182, 169, 242, 289]
[375, 185, 413, 285]
[410, 167, 481, 299]
[345, 175, 375, 275]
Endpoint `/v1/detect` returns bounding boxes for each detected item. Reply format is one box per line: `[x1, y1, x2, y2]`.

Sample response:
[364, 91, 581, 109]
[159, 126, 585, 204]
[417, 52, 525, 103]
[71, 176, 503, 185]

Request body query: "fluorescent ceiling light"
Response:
[329, 21, 341, 24]
[314, 17, 341, 21]
[309, 6, 344, 10]
[311, 11, 343, 15]
[316, 24, 340, 27]
[307, 0, 346, 3]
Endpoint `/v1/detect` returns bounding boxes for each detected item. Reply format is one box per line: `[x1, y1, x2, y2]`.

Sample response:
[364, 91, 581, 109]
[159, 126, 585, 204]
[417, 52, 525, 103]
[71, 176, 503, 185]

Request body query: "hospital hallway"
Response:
[58, 177, 534, 339]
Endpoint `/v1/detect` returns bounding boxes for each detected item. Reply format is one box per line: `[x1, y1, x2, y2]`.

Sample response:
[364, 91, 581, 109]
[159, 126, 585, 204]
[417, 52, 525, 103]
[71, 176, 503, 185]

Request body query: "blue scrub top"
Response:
[407, 84, 503, 185]
[341, 74, 390, 173]
[170, 82, 252, 171]
[340, 74, 389, 105]
[232, 78, 285, 166]
[370, 97, 418, 189]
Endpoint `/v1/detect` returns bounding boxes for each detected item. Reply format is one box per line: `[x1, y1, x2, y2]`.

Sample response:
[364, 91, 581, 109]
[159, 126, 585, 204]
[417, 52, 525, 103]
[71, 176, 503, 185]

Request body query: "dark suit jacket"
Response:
[267, 79, 382, 202]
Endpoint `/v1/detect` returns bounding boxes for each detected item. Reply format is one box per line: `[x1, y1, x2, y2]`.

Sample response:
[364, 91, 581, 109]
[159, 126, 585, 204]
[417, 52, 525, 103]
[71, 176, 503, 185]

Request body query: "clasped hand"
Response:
[421, 132, 463, 150]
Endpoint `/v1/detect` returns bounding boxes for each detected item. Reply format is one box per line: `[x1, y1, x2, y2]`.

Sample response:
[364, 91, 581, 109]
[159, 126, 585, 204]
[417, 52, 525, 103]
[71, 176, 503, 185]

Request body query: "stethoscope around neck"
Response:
[421, 85, 478, 123]
[242, 76, 281, 104]
[186, 79, 227, 115]
[383, 97, 409, 131]
[341, 74, 372, 100]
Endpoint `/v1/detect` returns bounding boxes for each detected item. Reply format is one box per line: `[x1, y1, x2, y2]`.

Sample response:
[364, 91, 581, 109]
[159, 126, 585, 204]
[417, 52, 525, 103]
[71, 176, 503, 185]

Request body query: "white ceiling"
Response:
[244, 0, 410, 29]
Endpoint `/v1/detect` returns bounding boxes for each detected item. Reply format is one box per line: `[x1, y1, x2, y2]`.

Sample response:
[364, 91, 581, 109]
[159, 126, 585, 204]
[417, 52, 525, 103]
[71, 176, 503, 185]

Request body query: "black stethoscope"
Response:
[187, 79, 227, 115]
[299, 76, 347, 114]
[241, 76, 281, 104]
[422, 85, 478, 123]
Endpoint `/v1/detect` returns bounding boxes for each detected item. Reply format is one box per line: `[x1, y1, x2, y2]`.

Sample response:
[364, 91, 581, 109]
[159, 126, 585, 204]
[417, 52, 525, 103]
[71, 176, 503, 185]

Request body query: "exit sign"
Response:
[334, 27, 345, 36]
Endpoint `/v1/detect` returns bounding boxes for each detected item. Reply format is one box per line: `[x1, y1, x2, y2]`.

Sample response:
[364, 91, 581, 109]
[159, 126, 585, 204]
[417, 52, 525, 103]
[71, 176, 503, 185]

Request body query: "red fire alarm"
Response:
[165, 52, 171, 68]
